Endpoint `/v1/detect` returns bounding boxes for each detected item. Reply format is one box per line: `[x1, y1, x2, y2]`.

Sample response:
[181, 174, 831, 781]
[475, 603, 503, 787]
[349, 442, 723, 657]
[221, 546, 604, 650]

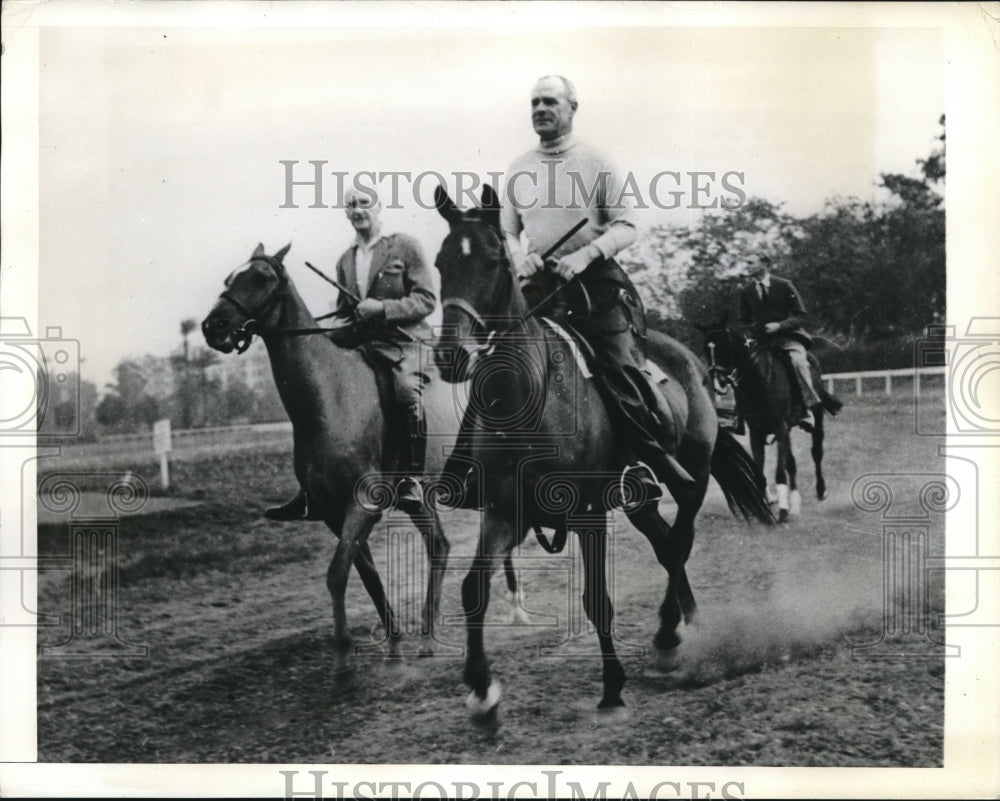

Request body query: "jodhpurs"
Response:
[779, 339, 821, 407]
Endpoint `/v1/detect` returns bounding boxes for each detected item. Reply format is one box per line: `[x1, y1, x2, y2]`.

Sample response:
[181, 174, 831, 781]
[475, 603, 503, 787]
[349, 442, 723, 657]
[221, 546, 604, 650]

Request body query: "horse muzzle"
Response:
[202, 300, 256, 355]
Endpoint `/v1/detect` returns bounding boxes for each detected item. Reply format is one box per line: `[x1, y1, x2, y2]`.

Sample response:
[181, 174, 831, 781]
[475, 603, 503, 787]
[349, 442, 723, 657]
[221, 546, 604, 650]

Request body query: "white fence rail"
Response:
[823, 366, 947, 397]
[98, 420, 292, 446]
[94, 368, 946, 447]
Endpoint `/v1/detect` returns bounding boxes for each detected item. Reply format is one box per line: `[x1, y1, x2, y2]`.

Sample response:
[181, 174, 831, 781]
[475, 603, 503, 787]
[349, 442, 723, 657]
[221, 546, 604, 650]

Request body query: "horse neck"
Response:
[260, 282, 360, 428]
[485, 267, 549, 419]
[738, 339, 781, 400]
[487, 258, 551, 343]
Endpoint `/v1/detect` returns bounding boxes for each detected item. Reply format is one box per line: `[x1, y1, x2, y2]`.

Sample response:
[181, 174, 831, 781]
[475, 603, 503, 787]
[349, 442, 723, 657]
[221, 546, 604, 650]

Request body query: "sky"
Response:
[27, 15, 946, 393]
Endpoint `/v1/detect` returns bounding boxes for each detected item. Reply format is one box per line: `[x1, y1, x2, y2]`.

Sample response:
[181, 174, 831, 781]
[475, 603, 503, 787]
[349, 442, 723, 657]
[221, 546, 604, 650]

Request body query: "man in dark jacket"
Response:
[739, 254, 821, 430]
[266, 187, 436, 520]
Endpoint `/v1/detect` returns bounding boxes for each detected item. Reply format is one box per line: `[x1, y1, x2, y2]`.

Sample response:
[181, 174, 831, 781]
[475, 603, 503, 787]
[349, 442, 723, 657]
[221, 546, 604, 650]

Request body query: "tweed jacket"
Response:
[738, 274, 813, 347]
[334, 233, 436, 345]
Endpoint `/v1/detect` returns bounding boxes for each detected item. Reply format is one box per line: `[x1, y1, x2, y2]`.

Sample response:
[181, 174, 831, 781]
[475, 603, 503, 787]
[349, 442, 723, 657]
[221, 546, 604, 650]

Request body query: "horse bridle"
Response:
[712, 329, 776, 391]
[437, 236, 513, 364]
[441, 297, 499, 370]
[219, 256, 289, 353]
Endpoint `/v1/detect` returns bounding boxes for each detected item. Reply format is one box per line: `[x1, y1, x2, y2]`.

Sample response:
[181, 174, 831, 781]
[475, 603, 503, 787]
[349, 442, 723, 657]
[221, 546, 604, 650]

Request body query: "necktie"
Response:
[759, 281, 768, 304]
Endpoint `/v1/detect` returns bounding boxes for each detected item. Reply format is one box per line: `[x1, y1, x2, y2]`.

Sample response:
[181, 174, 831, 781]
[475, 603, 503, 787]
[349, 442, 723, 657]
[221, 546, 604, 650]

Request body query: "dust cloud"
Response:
[672, 553, 884, 684]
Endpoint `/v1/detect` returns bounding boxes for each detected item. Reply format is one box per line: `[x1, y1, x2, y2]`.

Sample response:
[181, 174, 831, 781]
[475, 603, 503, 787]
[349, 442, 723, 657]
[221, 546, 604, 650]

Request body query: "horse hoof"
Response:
[507, 608, 531, 625]
[789, 489, 801, 516]
[778, 508, 789, 524]
[653, 649, 681, 673]
[466, 681, 502, 719]
[595, 703, 630, 724]
[417, 642, 435, 658]
[330, 668, 359, 696]
[817, 489, 827, 501]
[653, 628, 681, 653]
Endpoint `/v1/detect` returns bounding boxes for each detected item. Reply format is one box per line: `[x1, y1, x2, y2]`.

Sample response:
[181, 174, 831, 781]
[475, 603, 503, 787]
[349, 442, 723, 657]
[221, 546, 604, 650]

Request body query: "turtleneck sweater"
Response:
[500, 133, 638, 263]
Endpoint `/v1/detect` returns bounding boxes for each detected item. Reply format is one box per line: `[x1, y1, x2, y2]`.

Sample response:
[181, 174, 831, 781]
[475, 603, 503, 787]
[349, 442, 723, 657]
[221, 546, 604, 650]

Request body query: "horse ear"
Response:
[434, 185, 461, 226]
[479, 184, 502, 231]
[253, 243, 266, 258]
[481, 183, 501, 212]
[275, 242, 291, 262]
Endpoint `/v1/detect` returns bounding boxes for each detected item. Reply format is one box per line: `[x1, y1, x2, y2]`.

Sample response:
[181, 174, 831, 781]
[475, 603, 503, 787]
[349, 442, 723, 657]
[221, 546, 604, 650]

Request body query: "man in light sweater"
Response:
[501, 74, 690, 506]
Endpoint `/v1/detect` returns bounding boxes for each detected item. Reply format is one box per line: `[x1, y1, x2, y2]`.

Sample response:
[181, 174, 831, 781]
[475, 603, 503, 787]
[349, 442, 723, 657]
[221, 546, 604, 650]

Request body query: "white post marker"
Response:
[153, 419, 172, 489]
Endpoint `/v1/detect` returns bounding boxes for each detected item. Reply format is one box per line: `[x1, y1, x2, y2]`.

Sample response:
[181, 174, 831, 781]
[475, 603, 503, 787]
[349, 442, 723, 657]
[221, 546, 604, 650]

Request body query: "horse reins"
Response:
[225, 217, 588, 356]
[440, 217, 589, 363]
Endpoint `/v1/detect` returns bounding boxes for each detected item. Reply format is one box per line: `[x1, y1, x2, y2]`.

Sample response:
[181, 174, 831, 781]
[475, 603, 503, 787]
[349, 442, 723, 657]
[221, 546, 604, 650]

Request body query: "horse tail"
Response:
[710, 427, 776, 525]
[818, 386, 843, 416]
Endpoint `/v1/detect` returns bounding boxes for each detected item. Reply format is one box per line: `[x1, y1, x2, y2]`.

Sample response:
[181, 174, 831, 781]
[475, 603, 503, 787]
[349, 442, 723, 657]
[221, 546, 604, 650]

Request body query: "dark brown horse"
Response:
[699, 320, 842, 522]
[202, 243, 468, 686]
[432, 187, 774, 717]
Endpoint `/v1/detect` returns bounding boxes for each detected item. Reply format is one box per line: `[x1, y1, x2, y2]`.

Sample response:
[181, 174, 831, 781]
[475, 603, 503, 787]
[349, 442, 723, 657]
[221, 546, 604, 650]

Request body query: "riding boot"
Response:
[395, 403, 426, 514]
[264, 489, 323, 522]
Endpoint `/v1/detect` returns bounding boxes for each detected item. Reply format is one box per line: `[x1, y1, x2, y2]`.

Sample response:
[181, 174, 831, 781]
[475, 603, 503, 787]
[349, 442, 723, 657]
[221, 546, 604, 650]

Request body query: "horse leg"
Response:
[787, 445, 801, 517]
[576, 526, 627, 710]
[749, 426, 774, 504]
[462, 514, 517, 719]
[353, 536, 404, 659]
[410, 508, 451, 656]
[626, 488, 702, 661]
[325, 506, 380, 685]
[503, 551, 530, 624]
[812, 408, 827, 500]
[773, 425, 791, 523]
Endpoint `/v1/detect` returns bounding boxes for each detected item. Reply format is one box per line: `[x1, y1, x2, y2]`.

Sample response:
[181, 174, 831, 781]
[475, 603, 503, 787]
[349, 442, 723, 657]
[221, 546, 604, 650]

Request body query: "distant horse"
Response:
[432, 186, 774, 717]
[698, 320, 842, 522]
[203, 243, 486, 686]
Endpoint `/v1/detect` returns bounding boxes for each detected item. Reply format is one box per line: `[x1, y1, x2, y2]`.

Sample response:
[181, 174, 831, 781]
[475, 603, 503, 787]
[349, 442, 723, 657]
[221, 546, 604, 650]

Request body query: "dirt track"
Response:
[36, 396, 945, 765]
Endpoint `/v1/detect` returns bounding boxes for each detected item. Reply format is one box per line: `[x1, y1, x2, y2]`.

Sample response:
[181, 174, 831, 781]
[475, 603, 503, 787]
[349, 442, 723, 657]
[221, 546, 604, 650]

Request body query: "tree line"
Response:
[40, 326, 288, 440]
[621, 115, 945, 372]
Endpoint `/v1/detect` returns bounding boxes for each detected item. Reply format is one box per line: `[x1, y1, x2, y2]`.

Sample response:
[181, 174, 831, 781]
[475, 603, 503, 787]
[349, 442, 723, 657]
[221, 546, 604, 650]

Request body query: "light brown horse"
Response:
[202, 243, 471, 686]
[433, 187, 775, 718]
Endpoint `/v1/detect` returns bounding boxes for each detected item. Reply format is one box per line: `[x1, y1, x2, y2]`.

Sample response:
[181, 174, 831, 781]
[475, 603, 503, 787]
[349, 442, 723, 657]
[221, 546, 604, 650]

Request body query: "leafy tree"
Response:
[98, 359, 166, 433]
[636, 115, 946, 353]
[788, 116, 945, 341]
[629, 198, 802, 346]
[224, 377, 256, 422]
[95, 394, 127, 429]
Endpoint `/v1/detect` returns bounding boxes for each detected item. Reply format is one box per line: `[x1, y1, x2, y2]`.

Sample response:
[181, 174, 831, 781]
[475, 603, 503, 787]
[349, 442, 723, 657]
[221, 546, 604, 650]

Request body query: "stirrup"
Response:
[620, 461, 663, 513]
[394, 476, 425, 513]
